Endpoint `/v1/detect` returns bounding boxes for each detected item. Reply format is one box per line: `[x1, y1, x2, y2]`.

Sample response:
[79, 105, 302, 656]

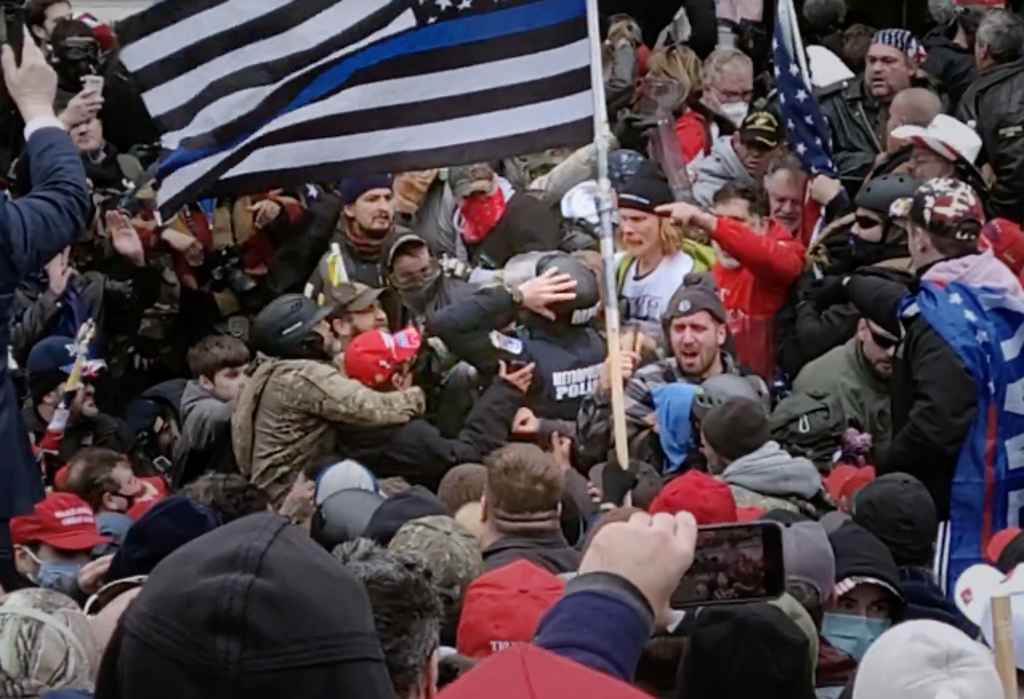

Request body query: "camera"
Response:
[208, 247, 258, 296]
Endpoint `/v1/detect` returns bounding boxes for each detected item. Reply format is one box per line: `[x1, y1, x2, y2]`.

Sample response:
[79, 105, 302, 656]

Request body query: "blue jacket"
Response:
[533, 572, 653, 682]
[0, 124, 90, 518]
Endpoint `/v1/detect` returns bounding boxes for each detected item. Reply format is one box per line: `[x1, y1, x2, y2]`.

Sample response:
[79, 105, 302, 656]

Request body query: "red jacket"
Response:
[711, 217, 805, 379]
[674, 110, 709, 163]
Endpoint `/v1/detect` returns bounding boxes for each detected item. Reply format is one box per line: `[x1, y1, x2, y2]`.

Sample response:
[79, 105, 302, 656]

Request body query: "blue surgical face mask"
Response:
[35, 560, 85, 590]
[821, 612, 890, 662]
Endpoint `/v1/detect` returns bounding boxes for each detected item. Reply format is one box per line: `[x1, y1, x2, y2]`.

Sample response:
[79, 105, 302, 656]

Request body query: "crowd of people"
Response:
[3, 0, 1024, 696]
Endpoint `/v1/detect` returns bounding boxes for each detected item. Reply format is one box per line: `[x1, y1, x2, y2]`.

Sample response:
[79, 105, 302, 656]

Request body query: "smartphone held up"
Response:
[0, 1, 23, 66]
[671, 521, 786, 609]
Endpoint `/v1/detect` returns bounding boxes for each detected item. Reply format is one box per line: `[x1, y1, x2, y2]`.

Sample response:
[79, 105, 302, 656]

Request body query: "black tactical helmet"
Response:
[854, 174, 924, 217]
[535, 253, 601, 325]
[251, 294, 332, 360]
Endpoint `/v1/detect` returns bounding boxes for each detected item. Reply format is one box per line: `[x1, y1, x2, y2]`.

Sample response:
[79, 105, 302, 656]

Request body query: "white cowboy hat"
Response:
[891, 114, 983, 165]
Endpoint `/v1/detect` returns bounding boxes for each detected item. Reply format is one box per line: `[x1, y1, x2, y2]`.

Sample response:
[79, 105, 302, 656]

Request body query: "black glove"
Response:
[613, 113, 656, 153]
[811, 275, 849, 311]
[601, 457, 641, 508]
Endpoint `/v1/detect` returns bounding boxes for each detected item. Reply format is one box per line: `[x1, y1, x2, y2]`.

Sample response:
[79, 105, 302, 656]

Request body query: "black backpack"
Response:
[768, 391, 848, 473]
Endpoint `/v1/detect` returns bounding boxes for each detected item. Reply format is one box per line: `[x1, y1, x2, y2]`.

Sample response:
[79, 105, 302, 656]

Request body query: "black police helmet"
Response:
[311, 488, 385, 551]
[535, 253, 601, 325]
[251, 293, 332, 360]
[854, 174, 923, 217]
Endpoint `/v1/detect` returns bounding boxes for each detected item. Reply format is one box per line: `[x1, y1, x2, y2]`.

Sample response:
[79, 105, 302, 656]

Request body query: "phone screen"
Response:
[671, 522, 786, 608]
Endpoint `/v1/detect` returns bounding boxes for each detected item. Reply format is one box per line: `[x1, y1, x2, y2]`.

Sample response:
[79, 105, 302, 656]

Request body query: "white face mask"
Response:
[720, 102, 749, 128]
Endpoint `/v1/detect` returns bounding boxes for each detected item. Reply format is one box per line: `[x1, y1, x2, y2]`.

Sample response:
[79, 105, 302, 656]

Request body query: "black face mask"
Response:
[53, 38, 100, 90]
[396, 267, 442, 312]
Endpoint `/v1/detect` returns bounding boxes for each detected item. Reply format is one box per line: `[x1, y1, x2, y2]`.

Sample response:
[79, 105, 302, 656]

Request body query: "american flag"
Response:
[116, 0, 593, 220]
[772, 0, 836, 178]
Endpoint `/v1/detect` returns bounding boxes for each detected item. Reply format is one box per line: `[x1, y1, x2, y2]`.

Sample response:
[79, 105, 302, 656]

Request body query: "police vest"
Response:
[491, 327, 605, 421]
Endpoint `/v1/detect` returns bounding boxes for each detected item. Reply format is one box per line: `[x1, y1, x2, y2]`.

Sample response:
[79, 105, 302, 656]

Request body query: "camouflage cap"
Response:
[389, 515, 483, 606]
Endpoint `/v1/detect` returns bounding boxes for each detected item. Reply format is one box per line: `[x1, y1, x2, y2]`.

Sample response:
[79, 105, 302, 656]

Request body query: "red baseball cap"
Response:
[437, 644, 650, 699]
[987, 528, 1023, 563]
[647, 470, 738, 524]
[344, 327, 422, 389]
[10, 493, 110, 552]
[824, 465, 877, 513]
[457, 560, 564, 659]
[982, 218, 1024, 276]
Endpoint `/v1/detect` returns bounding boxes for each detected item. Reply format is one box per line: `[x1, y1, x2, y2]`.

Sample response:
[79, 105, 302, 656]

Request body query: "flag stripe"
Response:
[159, 0, 585, 177]
[160, 68, 590, 206]
[119, 0, 298, 72]
[132, 0, 363, 93]
[157, 9, 414, 143]
[115, 0, 235, 46]
[161, 95, 592, 214]
[168, 20, 586, 155]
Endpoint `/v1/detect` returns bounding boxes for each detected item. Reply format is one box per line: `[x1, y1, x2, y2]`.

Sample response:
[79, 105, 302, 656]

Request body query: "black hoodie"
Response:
[94, 513, 395, 699]
[828, 521, 905, 616]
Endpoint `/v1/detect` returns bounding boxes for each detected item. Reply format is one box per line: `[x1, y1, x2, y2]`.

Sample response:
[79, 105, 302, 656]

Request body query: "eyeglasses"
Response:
[855, 215, 883, 230]
[870, 329, 899, 350]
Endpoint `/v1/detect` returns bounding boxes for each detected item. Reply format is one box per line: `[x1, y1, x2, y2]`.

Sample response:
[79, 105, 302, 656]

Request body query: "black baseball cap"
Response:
[740, 109, 784, 150]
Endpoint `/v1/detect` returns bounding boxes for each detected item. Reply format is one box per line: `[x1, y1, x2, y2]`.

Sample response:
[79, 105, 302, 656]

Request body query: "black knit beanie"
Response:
[702, 397, 771, 462]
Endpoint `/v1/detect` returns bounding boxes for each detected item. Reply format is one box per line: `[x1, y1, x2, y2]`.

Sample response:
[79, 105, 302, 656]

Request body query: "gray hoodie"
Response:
[172, 380, 234, 485]
[690, 136, 754, 208]
[719, 441, 825, 514]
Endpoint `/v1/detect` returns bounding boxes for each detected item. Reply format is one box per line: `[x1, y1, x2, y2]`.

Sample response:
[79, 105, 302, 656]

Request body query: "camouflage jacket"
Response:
[232, 358, 425, 504]
[575, 353, 763, 463]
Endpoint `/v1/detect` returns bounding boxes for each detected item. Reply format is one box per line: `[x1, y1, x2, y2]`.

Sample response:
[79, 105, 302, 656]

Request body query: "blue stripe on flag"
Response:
[158, 0, 585, 179]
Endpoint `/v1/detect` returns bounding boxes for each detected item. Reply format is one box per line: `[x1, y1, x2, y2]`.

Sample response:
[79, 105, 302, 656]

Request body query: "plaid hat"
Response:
[982, 218, 1024, 275]
[389, 515, 483, 606]
[344, 327, 422, 388]
[783, 522, 836, 601]
[701, 397, 771, 461]
[901, 178, 986, 241]
[449, 163, 496, 199]
[457, 560, 564, 659]
[10, 493, 110, 552]
[739, 109, 784, 150]
[0, 588, 99, 697]
[664, 283, 727, 324]
[648, 470, 738, 524]
[338, 173, 393, 206]
[873, 28, 928, 63]
[616, 169, 674, 215]
[326, 282, 384, 315]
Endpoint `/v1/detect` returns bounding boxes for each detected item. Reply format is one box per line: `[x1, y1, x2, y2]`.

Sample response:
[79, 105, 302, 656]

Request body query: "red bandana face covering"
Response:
[460, 188, 507, 244]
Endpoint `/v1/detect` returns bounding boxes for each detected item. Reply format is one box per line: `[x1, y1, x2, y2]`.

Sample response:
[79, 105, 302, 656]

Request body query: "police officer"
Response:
[429, 254, 606, 421]
[233, 294, 424, 505]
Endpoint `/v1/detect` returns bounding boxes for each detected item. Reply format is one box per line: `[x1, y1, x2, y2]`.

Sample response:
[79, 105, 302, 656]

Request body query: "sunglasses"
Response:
[870, 329, 899, 350]
[855, 215, 883, 229]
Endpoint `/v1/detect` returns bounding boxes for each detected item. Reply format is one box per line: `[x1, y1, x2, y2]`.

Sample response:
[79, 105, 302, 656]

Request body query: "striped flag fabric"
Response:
[116, 0, 594, 220]
[772, 0, 836, 179]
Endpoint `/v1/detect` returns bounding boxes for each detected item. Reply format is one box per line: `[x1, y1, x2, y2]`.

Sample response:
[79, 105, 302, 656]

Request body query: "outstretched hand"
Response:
[579, 511, 698, 627]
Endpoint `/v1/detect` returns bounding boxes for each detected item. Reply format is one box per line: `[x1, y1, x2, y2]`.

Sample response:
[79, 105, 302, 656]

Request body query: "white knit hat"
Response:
[851, 620, 1001, 699]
